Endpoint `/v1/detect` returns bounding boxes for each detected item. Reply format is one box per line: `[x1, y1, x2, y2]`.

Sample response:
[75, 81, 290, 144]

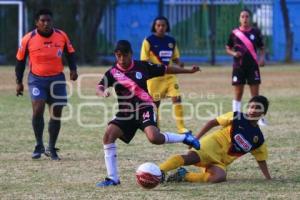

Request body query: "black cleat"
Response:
[32, 145, 45, 159]
[45, 147, 61, 160]
[167, 167, 188, 182]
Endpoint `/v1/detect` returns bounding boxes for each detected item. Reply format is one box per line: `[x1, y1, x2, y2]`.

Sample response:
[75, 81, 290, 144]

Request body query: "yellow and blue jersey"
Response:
[140, 34, 181, 100]
[140, 34, 180, 66]
[193, 112, 268, 170]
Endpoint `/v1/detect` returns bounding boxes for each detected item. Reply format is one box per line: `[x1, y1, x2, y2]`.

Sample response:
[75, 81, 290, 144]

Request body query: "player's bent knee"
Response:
[209, 175, 226, 183]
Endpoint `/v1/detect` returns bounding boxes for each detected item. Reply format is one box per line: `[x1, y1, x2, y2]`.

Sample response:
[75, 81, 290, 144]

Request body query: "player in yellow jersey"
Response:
[159, 95, 271, 183]
[140, 16, 189, 134]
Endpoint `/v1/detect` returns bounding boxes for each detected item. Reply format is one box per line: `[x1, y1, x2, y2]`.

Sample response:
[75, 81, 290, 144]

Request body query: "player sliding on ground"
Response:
[95, 40, 201, 187]
[159, 95, 271, 183]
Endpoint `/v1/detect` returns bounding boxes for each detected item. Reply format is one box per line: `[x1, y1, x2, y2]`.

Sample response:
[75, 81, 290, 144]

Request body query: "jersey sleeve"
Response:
[251, 143, 268, 161]
[98, 70, 114, 89]
[140, 38, 150, 61]
[145, 62, 166, 78]
[16, 34, 31, 61]
[256, 28, 264, 49]
[216, 112, 234, 127]
[226, 32, 234, 48]
[61, 31, 75, 53]
[172, 45, 180, 60]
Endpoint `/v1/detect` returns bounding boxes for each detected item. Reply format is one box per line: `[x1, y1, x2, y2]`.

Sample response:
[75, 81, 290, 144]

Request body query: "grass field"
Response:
[0, 65, 299, 200]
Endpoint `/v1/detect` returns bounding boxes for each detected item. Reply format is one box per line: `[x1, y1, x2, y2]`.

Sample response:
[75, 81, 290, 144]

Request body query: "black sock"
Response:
[48, 119, 61, 149]
[32, 115, 44, 147]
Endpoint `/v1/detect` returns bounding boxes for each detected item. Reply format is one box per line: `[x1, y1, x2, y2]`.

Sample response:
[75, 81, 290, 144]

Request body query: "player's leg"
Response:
[45, 73, 67, 160]
[233, 84, 244, 112]
[96, 123, 124, 187]
[248, 68, 266, 125]
[249, 84, 259, 97]
[31, 100, 46, 159]
[139, 107, 200, 149]
[147, 77, 166, 128]
[45, 104, 63, 160]
[183, 165, 226, 183]
[28, 73, 48, 159]
[232, 68, 246, 112]
[167, 76, 188, 134]
[171, 96, 189, 134]
[159, 151, 200, 175]
[248, 67, 261, 97]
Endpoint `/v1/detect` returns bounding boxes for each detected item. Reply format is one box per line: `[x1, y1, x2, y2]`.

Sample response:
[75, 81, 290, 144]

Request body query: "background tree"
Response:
[25, 0, 111, 64]
[280, 0, 293, 63]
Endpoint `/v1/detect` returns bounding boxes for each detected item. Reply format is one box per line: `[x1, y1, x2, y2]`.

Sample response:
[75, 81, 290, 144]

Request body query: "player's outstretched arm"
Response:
[166, 65, 200, 74]
[195, 119, 219, 139]
[258, 47, 265, 67]
[257, 160, 271, 180]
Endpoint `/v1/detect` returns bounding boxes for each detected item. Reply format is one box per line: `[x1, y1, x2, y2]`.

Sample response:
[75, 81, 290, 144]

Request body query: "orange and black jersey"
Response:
[16, 29, 76, 82]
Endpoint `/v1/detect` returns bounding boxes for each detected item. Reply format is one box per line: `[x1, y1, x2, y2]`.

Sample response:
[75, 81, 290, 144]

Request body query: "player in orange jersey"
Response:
[15, 9, 78, 160]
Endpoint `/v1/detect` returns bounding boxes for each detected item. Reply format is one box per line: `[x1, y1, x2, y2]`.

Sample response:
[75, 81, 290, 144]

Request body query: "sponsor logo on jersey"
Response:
[136, 72, 142, 79]
[234, 134, 252, 152]
[159, 50, 172, 57]
[32, 87, 40, 96]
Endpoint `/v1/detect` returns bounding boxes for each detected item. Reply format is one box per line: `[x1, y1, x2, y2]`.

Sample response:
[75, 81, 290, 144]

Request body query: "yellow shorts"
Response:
[147, 74, 180, 101]
[191, 134, 228, 171]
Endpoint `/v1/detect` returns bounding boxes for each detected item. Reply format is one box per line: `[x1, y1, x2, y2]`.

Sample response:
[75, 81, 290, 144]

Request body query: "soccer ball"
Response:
[136, 162, 162, 189]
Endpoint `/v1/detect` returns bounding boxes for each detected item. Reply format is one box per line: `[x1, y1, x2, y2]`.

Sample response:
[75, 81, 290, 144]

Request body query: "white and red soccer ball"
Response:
[136, 162, 162, 189]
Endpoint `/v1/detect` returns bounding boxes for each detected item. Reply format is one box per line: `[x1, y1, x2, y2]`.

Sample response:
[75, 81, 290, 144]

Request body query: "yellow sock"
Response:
[159, 155, 184, 172]
[185, 172, 210, 182]
[156, 107, 160, 128]
[173, 104, 188, 134]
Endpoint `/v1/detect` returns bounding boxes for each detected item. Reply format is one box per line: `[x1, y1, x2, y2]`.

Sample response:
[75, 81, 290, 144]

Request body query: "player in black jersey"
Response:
[95, 40, 201, 187]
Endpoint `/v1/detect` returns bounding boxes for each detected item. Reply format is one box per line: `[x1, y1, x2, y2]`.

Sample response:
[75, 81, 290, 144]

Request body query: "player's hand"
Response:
[96, 85, 110, 97]
[189, 65, 201, 73]
[70, 70, 78, 81]
[234, 51, 242, 58]
[16, 83, 24, 96]
[96, 90, 110, 97]
[259, 58, 265, 67]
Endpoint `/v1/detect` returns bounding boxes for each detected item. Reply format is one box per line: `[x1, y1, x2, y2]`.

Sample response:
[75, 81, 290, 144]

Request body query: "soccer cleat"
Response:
[32, 145, 45, 159]
[96, 177, 120, 187]
[167, 167, 188, 182]
[183, 131, 200, 150]
[45, 147, 61, 160]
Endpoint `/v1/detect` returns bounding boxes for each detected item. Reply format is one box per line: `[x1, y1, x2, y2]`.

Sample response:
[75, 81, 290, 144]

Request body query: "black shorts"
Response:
[232, 66, 261, 85]
[108, 106, 157, 144]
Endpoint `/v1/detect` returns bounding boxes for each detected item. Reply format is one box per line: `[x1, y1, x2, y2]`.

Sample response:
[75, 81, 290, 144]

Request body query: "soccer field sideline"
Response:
[0, 66, 299, 199]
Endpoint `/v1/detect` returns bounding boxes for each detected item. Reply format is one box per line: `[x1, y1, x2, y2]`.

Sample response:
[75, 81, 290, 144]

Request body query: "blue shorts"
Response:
[28, 72, 67, 105]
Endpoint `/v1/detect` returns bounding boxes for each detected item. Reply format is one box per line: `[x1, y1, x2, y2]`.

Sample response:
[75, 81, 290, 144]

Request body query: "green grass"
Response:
[0, 66, 300, 199]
